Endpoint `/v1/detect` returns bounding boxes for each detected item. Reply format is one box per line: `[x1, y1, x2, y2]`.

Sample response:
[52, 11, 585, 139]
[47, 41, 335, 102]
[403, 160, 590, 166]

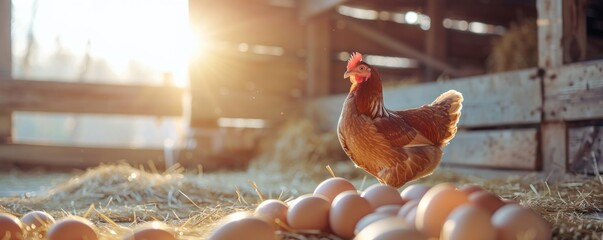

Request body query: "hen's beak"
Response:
[343, 71, 352, 79]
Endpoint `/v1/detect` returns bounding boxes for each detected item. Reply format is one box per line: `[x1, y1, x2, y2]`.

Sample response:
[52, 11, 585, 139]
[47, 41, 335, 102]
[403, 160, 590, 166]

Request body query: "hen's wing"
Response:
[373, 112, 434, 148]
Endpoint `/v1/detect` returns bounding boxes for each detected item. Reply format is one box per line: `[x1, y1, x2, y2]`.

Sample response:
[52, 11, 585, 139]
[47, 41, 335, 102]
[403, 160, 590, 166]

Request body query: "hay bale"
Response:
[487, 19, 537, 73]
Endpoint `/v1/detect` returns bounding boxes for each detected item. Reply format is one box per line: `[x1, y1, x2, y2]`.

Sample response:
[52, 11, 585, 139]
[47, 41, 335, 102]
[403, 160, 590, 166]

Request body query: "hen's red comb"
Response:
[346, 52, 363, 71]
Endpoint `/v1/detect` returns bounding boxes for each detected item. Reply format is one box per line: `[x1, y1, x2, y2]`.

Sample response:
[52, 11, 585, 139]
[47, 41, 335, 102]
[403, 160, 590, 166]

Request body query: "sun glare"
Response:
[12, 0, 196, 87]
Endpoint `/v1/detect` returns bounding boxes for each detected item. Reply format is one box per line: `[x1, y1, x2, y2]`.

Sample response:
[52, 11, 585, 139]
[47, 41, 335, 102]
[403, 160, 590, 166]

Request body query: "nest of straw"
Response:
[1, 119, 602, 239]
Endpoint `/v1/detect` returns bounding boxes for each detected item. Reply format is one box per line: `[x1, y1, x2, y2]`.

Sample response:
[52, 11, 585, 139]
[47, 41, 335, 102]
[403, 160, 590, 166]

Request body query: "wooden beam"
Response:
[424, 0, 447, 82]
[0, 0, 11, 143]
[0, 143, 249, 171]
[308, 68, 542, 130]
[339, 17, 460, 76]
[543, 60, 603, 121]
[442, 129, 539, 170]
[300, 0, 349, 22]
[537, 0, 568, 175]
[0, 80, 184, 116]
[541, 122, 567, 175]
[306, 14, 331, 97]
[0, 0, 9, 78]
[537, 0, 563, 68]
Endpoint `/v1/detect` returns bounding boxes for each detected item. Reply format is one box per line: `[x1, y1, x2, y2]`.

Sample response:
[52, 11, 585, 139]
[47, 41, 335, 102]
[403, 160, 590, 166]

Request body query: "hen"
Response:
[337, 52, 463, 188]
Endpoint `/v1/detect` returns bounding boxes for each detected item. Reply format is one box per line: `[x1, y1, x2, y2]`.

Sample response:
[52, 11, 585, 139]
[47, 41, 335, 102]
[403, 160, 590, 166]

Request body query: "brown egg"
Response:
[47, 216, 98, 240]
[329, 191, 373, 239]
[400, 184, 431, 201]
[355, 217, 426, 240]
[21, 210, 55, 237]
[458, 184, 484, 195]
[441, 204, 496, 240]
[122, 221, 176, 240]
[375, 205, 404, 215]
[354, 212, 395, 234]
[208, 215, 275, 240]
[398, 200, 420, 218]
[313, 177, 356, 203]
[492, 204, 552, 240]
[469, 191, 505, 215]
[0, 213, 24, 240]
[361, 184, 405, 209]
[416, 186, 469, 238]
[254, 199, 288, 230]
[287, 195, 330, 231]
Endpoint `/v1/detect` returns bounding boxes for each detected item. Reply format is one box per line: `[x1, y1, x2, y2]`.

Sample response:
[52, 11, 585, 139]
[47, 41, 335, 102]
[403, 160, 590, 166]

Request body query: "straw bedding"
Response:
[1, 120, 602, 239]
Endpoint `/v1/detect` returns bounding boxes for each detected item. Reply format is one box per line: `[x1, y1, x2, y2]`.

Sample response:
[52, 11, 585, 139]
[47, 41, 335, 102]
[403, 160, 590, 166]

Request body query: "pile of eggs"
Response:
[0, 210, 177, 240]
[209, 177, 552, 240]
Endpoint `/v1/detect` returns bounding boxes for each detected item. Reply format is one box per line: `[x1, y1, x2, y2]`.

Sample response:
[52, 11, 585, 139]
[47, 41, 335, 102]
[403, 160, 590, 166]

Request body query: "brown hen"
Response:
[337, 52, 463, 188]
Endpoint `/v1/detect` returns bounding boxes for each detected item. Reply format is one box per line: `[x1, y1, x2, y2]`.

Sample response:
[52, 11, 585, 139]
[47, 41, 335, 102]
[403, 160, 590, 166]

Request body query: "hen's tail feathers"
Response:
[431, 90, 463, 147]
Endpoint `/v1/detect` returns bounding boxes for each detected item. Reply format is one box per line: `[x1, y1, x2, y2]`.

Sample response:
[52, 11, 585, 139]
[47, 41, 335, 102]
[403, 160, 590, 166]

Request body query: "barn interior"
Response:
[1, 0, 603, 239]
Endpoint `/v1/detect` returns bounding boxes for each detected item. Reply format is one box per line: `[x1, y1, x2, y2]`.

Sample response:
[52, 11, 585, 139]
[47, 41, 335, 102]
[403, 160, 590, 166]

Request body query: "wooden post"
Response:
[306, 14, 331, 97]
[0, 0, 12, 143]
[562, 0, 587, 64]
[424, 0, 447, 81]
[537, 0, 566, 175]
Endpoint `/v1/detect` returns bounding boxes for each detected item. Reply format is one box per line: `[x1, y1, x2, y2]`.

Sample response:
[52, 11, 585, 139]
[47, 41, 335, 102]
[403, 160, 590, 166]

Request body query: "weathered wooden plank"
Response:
[0, 80, 184, 116]
[441, 129, 538, 170]
[543, 60, 603, 121]
[190, 88, 295, 126]
[568, 125, 603, 174]
[309, 68, 542, 130]
[306, 14, 331, 97]
[0, 144, 249, 170]
[537, 0, 563, 68]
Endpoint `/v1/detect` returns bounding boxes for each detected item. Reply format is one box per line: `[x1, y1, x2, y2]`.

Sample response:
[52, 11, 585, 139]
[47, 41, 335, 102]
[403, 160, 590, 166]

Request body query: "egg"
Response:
[404, 207, 418, 226]
[441, 204, 496, 240]
[375, 205, 403, 215]
[361, 184, 405, 209]
[415, 186, 469, 238]
[208, 214, 275, 240]
[254, 199, 288, 230]
[397, 200, 419, 218]
[287, 195, 330, 231]
[400, 184, 431, 201]
[492, 204, 552, 240]
[355, 217, 426, 240]
[458, 184, 483, 195]
[0, 213, 24, 240]
[47, 216, 98, 240]
[313, 177, 356, 203]
[469, 191, 505, 215]
[354, 212, 395, 234]
[122, 221, 176, 240]
[21, 210, 55, 237]
[328, 191, 372, 238]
